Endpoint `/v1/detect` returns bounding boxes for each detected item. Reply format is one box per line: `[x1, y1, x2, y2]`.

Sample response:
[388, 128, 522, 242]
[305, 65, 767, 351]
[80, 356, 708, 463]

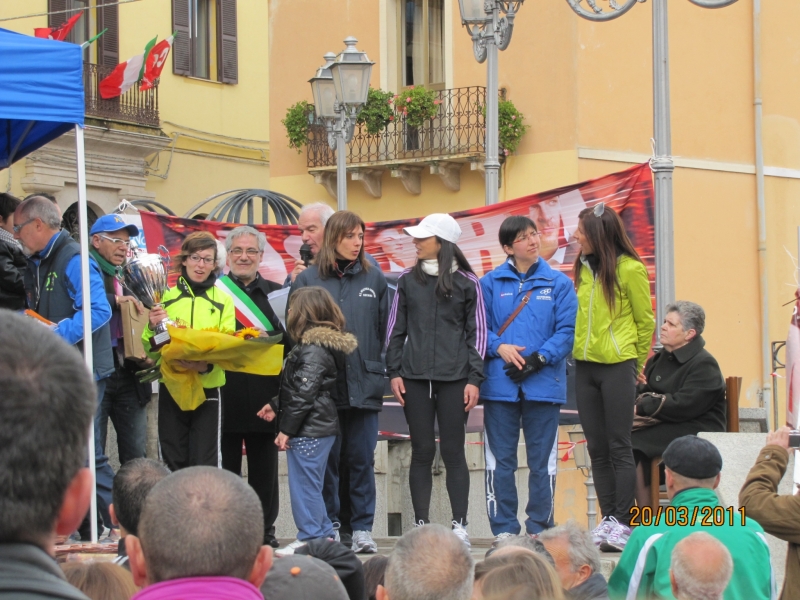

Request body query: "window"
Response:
[400, 0, 445, 89]
[47, 0, 119, 66]
[172, 0, 238, 84]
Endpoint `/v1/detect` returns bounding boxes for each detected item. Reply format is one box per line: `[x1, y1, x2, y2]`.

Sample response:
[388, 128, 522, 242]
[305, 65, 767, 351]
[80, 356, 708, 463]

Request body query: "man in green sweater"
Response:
[608, 436, 774, 600]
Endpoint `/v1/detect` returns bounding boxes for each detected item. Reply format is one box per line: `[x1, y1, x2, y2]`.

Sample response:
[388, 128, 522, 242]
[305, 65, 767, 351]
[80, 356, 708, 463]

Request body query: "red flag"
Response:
[139, 36, 174, 92]
[34, 13, 82, 42]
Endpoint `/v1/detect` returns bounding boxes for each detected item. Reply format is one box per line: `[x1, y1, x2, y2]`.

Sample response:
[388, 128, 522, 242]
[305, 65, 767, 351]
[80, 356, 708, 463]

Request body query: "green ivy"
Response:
[394, 87, 440, 129]
[282, 100, 314, 153]
[357, 88, 396, 135]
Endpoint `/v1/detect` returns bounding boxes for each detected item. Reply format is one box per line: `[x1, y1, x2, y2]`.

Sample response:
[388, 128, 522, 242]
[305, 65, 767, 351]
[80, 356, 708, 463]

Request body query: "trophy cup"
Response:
[119, 246, 172, 351]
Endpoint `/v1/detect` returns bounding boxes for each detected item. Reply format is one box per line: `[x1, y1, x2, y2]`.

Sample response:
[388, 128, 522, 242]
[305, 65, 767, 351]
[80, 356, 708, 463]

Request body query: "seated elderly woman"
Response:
[632, 300, 726, 507]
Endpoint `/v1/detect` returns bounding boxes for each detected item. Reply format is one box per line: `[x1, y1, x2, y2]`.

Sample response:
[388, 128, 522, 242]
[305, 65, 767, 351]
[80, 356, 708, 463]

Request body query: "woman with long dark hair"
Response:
[386, 213, 486, 548]
[572, 204, 655, 552]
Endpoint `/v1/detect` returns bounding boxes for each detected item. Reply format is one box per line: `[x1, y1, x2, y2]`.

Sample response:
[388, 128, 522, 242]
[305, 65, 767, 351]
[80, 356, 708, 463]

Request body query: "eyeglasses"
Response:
[513, 232, 541, 244]
[99, 234, 132, 247]
[229, 248, 261, 257]
[187, 254, 215, 265]
[12, 218, 37, 234]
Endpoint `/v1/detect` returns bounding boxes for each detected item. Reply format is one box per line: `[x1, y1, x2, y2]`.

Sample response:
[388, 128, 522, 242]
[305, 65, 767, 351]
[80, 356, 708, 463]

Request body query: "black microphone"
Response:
[299, 244, 313, 266]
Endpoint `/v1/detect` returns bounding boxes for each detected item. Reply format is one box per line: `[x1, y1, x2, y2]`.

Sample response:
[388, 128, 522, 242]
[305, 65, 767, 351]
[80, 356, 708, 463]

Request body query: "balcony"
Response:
[83, 62, 159, 127]
[307, 86, 486, 197]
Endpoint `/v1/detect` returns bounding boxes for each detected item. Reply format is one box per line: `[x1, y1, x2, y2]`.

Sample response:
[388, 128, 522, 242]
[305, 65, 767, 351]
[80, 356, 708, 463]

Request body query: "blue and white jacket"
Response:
[480, 258, 577, 404]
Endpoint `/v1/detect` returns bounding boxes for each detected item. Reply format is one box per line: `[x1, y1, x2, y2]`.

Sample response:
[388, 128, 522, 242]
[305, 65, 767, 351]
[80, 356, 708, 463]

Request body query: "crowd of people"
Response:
[1, 192, 799, 600]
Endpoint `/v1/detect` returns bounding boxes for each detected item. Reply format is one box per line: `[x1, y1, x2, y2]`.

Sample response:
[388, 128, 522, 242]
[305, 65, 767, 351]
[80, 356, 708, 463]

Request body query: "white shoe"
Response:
[352, 530, 378, 554]
[452, 521, 471, 549]
[331, 521, 341, 543]
[600, 520, 632, 553]
[275, 539, 307, 556]
[591, 516, 617, 546]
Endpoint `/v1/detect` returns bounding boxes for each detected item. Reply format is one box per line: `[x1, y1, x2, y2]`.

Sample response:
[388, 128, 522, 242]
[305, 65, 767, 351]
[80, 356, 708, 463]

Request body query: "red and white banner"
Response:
[140, 36, 173, 91]
[140, 162, 655, 297]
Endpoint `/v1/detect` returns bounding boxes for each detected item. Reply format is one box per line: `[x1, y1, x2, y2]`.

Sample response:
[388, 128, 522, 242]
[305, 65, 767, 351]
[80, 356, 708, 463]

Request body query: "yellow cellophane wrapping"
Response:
[160, 325, 284, 411]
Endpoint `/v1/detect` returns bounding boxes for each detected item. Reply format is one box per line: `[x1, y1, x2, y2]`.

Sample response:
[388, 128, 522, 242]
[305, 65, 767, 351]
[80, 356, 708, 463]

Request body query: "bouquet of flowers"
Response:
[139, 325, 284, 411]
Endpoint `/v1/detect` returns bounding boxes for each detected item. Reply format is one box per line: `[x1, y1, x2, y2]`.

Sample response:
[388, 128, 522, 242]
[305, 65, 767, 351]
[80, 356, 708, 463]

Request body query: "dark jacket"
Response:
[631, 335, 726, 459]
[276, 326, 357, 438]
[291, 261, 388, 411]
[0, 543, 89, 600]
[0, 235, 26, 310]
[296, 539, 366, 600]
[567, 573, 609, 600]
[386, 267, 487, 387]
[739, 444, 800, 600]
[222, 274, 291, 433]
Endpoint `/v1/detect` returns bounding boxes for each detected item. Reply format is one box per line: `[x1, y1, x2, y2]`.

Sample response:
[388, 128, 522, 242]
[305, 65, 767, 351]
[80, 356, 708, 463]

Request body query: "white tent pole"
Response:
[75, 124, 97, 543]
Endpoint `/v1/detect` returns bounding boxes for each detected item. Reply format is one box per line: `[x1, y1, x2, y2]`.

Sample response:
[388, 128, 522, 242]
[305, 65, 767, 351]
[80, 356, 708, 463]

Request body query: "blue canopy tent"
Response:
[0, 27, 101, 541]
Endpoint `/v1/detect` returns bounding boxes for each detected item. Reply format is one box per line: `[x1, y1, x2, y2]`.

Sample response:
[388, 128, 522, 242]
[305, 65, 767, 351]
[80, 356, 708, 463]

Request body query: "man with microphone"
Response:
[286, 202, 334, 285]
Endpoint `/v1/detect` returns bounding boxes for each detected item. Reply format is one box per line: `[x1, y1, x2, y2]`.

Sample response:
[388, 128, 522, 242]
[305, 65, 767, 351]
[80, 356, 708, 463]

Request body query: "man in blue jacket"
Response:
[15, 195, 116, 539]
[480, 215, 577, 546]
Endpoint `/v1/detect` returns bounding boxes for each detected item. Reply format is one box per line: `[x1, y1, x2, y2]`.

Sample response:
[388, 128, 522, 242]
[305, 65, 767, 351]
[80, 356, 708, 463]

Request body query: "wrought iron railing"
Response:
[83, 62, 159, 127]
[307, 86, 486, 168]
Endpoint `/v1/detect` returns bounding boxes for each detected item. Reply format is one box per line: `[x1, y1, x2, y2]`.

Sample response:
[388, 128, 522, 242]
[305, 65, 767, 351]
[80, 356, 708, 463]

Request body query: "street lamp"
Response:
[458, 0, 524, 206]
[308, 37, 374, 211]
[563, 0, 738, 329]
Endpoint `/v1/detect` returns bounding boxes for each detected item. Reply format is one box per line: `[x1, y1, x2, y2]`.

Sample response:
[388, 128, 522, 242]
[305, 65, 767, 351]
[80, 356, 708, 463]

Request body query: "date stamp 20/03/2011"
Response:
[629, 505, 746, 527]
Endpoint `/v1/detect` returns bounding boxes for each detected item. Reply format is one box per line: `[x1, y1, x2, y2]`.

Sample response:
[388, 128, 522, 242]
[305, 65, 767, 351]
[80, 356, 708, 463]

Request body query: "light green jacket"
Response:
[572, 254, 655, 371]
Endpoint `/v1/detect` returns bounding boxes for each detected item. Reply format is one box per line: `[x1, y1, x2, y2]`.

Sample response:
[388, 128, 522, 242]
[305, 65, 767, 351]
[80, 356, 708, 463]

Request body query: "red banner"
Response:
[140, 162, 654, 291]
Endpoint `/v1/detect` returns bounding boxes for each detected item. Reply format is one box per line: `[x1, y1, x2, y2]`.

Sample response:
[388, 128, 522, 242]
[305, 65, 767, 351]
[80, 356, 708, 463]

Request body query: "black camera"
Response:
[790, 430, 800, 448]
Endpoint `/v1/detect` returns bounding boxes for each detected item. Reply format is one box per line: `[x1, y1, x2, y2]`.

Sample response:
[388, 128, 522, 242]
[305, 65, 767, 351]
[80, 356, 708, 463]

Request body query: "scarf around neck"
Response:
[420, 258, 458, 277]
[0, 227, 21, 251]
[90, 247, 121, 278]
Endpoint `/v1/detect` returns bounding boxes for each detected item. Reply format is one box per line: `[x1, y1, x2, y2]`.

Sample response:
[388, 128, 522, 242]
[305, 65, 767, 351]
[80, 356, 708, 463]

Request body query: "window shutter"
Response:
[172, 0, 191, 76]
[48, 0, 69, 29]
[217, 0, 238, 84]
[96, 0, 119, 67]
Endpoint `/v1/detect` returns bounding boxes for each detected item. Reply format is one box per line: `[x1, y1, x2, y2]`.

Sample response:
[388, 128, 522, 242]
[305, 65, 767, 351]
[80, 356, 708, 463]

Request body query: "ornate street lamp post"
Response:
[309, 37, 374, 211]
[564, 0, 738, 328]
[458, 0, 524, 206]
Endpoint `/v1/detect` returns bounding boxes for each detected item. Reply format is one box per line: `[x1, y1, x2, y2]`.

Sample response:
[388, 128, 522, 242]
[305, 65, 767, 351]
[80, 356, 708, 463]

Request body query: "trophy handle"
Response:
[157, 245, 171, 268]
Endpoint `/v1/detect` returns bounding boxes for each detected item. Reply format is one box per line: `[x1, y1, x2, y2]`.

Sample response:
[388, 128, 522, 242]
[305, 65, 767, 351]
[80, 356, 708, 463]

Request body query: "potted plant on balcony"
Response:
[394, 87, 440, 151]
[357, 88, 396, 135]
[282, 100, 314, 154]
[479, 98, 530, 160]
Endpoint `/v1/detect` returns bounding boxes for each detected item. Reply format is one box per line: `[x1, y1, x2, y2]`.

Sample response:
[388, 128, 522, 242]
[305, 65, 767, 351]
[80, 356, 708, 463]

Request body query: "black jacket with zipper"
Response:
[274, 326, 357, 438]
[386, 267, 487, 386]
[0, 236, 26, 310]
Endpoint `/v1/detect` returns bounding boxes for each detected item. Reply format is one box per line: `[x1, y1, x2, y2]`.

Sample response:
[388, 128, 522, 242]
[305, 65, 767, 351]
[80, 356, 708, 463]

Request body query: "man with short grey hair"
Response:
[126, 466, 272, 599]
[376, 524, 474, 600]
[539, 521, 608, 600]
[218, 225, 289, 549]
[288, 202, 335, 283]
[670, 532, 733, 600]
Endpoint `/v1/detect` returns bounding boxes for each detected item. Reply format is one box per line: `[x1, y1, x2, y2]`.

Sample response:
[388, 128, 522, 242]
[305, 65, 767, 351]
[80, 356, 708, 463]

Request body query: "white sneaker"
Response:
[452, 521, 471, 549]
[600, 520, 632, 552]
[275, 539, 307, 557]
[591, 516, 617, 546]
[331, 521, 341, 543]
[352, 530, 378, 554]
[413, 520, 427, 528]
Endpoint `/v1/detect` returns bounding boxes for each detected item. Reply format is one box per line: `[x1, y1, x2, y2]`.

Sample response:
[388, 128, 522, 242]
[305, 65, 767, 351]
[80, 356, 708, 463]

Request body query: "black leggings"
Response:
[403, 378, 470, 524]
[575, 359, 637, 525]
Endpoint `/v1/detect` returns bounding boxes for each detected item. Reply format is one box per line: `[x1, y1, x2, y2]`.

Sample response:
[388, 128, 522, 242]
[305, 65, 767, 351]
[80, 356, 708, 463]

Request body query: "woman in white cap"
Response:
[385, 213, 487, 548]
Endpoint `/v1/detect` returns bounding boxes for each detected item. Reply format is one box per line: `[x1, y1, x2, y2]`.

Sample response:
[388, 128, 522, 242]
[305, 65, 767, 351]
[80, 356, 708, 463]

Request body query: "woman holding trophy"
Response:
[144, 231, 235, 470]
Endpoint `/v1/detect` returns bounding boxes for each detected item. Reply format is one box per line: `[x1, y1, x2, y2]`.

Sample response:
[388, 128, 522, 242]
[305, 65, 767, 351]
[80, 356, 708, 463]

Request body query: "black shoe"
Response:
[264, 534, 280, 549]
[339, 532, 353, 547]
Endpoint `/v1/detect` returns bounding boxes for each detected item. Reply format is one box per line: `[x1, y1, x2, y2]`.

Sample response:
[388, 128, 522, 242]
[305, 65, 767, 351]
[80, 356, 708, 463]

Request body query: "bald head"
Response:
[670, 532, 733, 600]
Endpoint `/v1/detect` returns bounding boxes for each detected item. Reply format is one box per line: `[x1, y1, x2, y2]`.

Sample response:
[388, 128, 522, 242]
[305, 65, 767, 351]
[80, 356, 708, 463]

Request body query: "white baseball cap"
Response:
[403, 213, 462, 244]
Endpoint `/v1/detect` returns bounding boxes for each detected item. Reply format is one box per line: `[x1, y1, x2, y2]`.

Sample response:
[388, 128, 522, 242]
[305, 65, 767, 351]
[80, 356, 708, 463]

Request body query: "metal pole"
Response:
[336, 112, 347, 211]
[484, 37, 500, 205]
[651, 0, 675, 328]
[75, 125, 98, 543]
[586, 470, 597, 530]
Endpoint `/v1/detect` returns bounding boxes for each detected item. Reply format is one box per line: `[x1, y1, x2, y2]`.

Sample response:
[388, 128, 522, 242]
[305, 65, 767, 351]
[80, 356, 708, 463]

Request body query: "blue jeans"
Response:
[323, 409, 379, 532]
[92, 378, 116, 530]
[97, 366, 147, 465]
[287, 436, 336, 541]
[483, 399, 560, 535]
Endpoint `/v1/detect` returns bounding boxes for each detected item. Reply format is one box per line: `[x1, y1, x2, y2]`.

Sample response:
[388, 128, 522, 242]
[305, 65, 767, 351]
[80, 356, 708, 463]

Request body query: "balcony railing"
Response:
[83, 62, 159, 127]
[307, 86, 486, 169]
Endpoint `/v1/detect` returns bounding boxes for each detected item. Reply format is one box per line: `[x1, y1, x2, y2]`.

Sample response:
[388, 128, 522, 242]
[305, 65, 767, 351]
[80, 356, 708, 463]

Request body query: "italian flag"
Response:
[140, 35, 174, 91]
[99, 36, 158, 99]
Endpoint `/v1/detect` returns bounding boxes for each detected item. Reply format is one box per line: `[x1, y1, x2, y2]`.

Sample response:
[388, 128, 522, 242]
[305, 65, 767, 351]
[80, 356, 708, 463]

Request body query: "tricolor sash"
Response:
[215, 275, 274, 332]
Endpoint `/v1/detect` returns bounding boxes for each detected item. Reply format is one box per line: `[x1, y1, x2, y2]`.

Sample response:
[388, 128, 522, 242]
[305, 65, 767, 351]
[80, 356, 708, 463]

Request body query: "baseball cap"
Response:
[403, 213, 461, 244]
[90, 214, 139, 237]
[261, 555, 349, 600]
[662, 435, 723, 479]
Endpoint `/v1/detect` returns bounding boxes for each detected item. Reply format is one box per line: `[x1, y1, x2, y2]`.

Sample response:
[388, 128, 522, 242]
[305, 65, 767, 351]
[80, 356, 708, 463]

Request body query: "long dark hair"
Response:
[572, 204, 642, 312]
[286, 286, 346, 342]
[413, 237, 473, 300]
[316, 211, 370, 279]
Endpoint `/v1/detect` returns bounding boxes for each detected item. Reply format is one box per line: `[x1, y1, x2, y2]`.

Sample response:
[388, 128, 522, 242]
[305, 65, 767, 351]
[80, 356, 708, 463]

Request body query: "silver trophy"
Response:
[118, 245, 172, 351]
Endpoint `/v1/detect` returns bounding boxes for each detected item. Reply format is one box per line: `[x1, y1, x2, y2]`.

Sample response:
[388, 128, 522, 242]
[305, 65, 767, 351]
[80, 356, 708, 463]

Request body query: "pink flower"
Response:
[504, 149, 510, 156]
[433, 99, 441, 105]
[406, 97, 412, 103]
[511, 115, 516, 120]
[389, 116, 394, 121]
[388, 98, 393, 104]
[393, 94, 399, 98]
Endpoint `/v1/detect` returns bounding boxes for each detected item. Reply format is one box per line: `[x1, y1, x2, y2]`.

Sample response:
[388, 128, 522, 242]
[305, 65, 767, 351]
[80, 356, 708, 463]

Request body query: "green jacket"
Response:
[142, 276, 236, 390]
[608, 487, 775, 600]
[572, 254, 655, 371]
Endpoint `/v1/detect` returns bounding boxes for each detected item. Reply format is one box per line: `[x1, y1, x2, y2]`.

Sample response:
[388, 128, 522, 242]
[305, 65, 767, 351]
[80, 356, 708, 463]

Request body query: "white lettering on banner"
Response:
[359, 287, 377, 298]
